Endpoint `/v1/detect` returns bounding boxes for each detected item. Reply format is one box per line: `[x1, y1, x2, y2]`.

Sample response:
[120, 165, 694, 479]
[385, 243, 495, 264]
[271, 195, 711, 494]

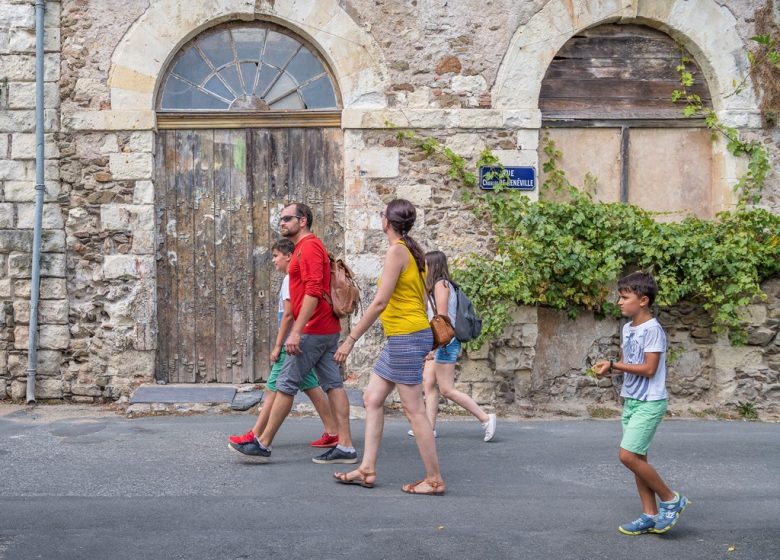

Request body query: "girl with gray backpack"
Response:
[409, 250, 496, 442]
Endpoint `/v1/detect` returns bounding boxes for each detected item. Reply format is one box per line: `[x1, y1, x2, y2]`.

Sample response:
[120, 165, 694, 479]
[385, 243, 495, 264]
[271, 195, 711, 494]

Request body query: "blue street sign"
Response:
[479, 166, 536, 191]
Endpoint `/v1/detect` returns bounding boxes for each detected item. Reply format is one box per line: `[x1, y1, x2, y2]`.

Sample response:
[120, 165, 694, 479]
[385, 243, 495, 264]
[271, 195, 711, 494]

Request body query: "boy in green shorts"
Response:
[228, 238, 338, 452]
[594, 271, 690, 535]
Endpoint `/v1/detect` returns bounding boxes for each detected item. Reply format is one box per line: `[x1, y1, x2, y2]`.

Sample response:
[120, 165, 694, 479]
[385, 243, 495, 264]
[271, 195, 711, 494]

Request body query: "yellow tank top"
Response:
[379, 242, 430, 336]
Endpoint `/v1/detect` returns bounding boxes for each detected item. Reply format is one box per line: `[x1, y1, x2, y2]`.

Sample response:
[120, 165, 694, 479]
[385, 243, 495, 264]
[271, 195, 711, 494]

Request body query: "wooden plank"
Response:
[303, 129, 327, 242]
[154, 131, 174, 383]
[575, 23, 673, 39]
[192, 130, 217, 382]
[540, 78, 708, 101]
[287, 128, 306, 206]
[556, 36, 682, 60]
[250, 129, 272, 380]
[214, 129, 253, 384]
[267, 128, 290, 360]
[173, 130, 197, 383]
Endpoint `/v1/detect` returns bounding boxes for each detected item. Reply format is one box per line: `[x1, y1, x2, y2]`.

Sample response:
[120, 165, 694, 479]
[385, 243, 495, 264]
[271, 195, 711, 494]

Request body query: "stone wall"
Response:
[0, 0, 65, 400]
[0, 0, 778, 414]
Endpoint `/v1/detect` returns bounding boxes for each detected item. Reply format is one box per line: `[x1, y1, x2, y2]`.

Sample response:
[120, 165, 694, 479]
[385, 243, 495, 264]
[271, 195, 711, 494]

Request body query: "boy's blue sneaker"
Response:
[228, 439, 271, 463]
[618, 514, 657, 535]
[651, 493, 690, 533]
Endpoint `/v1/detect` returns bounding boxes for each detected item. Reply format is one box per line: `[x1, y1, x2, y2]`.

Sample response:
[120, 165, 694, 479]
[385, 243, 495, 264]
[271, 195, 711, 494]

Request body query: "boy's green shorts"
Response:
[620, 397, 668, 455]
[266, 348, 320, 392]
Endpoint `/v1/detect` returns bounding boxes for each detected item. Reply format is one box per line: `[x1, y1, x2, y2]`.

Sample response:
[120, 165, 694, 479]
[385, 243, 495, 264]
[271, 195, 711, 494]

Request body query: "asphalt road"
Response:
[0, 409, 778, 560]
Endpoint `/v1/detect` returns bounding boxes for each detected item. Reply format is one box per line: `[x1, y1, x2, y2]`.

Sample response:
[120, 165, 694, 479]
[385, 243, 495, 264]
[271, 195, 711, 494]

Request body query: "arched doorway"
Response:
[154, 22, 344, 384]
[538, 23, 715, 219]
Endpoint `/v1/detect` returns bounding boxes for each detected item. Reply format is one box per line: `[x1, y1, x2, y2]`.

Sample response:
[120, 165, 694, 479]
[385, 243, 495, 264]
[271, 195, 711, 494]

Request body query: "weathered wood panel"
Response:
[214, 129, 253, 383]
[628, 128, 713, 219]
[249, 129, 272, 380]
[174, 131, 197, 383]
[156, 127, 344, 383]
[192, 130, 217, 382]
[541, 23, 711, 120]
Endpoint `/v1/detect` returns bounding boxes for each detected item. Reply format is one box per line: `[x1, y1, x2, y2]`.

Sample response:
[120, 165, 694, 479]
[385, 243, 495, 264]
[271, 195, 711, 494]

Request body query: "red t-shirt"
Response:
[288, 234, 340, 335]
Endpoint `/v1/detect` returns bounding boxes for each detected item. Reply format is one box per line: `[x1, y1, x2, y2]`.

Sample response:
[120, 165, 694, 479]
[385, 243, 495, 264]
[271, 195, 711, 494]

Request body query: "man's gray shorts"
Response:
[276, 333, 342, 396]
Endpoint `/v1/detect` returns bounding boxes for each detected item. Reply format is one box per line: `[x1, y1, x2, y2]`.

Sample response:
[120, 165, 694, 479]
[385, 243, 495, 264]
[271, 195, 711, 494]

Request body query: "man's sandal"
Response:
[333, 467, 376, 488]
[401, 479, 445, 496]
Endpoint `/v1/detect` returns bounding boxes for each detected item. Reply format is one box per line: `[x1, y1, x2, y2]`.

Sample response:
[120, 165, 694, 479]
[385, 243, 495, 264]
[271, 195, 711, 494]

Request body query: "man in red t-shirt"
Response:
[230, 203, 356, 464]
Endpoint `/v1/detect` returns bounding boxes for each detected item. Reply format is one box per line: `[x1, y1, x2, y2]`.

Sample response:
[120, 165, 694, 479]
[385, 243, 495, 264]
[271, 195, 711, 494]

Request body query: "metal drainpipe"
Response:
[26, 0, 46, 404]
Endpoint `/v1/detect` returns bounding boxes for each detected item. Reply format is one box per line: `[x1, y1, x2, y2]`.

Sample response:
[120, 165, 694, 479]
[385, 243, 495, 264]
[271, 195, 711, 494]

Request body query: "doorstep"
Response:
[126, 383, 364, 417]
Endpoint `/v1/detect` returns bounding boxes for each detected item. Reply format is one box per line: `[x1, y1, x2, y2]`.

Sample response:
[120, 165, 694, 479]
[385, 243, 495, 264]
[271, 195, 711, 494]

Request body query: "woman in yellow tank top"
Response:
[332, 199, 444, 495]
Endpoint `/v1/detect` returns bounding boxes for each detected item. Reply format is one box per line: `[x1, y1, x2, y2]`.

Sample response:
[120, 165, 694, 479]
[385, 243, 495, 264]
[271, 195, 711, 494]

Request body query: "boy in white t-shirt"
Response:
[228, 239, 338, 453]
[594, 271, 690, 535]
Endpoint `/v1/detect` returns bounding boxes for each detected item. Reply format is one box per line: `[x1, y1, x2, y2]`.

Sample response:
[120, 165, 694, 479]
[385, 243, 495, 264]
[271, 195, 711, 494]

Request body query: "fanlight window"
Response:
[158, 23, 338, 111]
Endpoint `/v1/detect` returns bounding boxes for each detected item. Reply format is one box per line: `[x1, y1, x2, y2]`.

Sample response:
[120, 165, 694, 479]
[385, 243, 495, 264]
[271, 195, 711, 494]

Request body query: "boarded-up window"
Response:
[539, 24, 714, 219]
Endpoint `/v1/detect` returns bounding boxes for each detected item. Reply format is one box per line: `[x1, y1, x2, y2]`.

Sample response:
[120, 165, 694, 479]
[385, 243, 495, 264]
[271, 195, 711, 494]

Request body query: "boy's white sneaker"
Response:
[482, 414, 497, 442]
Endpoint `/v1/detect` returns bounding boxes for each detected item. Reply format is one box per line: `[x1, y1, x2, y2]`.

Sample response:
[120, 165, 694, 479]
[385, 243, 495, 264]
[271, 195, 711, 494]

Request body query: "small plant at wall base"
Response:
[395, 130, 780, 349]
[736, 401, 759, 421]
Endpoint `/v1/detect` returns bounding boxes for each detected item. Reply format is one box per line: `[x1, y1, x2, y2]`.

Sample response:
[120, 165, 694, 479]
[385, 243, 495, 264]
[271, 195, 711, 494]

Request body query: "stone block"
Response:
[132, 230, 156, 254]
[10, 133, 59, 159]
[0, 205, 15, 228]
[0, 159, 33, 180]
[0, 279, 11, 298]
[133, 180, 155, 204]
[13, 326, 27, 350]
[457, 358, 494, 383]
[494, 346, 535, 372]
[8, 82, 59, 109]
[510, 305, 537, 325]
[126, 132, 154, 153]
[16, 203, 64, 229]
[7, 352, 62, 380]
[0, 4, 35, 28]
[345, 148, 399, 178]
[102, 255, 137, 279]
[0, 54, 58, 81]
[62, 110, 156, 132]
[100, 204, 154, 231]
[39, 324, 69, 349]
[71, 384, 103, 397]
[466, 343, 490, 360]
[7, 27, 60, 53]
[14, 277, 66, 299]
[35, 378, 63, 399]
[395, 184, 432, 207]
[4, 180, 61, 202]
[470, 382, 495, 405]
[41, 230, 65, 252]
[108, 152, 154, 180]
[106, 350, 155, 380]
[0, 110, 35, 133]
[8, 252, 66, 279]
[516, 129, 540, 151]
[10, 380, 26, 400]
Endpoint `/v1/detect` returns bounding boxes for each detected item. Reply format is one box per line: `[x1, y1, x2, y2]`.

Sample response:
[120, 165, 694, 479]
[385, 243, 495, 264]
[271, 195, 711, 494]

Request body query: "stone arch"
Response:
[493, 0, 759, 123]
[493, 0, 761, 211]
[108, 0, 388, 113]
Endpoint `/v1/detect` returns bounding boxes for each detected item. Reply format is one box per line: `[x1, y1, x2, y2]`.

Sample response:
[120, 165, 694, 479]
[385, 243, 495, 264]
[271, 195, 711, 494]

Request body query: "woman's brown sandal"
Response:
[333, 467, 376, 488]
[401, 478, 445, 496]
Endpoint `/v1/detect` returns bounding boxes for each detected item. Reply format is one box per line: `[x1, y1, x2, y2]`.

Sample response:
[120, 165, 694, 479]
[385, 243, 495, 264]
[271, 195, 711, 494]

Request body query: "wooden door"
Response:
[155, 128, 344, 383]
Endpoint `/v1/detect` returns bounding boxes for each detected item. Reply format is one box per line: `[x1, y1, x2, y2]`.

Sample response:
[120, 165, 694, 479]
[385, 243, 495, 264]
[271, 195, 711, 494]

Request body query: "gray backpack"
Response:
[451, 281, 482, 342]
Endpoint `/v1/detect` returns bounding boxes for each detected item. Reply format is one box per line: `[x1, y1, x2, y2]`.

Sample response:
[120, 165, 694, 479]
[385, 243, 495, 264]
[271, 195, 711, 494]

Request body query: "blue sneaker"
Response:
[312, 446, 358, 464]
[618, 513, 657, 535]
[651, 493, 690, 533]
[228, 439, 271, 463]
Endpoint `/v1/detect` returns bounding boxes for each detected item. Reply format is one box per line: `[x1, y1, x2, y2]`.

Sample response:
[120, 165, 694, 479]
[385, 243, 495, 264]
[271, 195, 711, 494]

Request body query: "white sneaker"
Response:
[482, 414, 496, 442]
[407, 429, 437, 438]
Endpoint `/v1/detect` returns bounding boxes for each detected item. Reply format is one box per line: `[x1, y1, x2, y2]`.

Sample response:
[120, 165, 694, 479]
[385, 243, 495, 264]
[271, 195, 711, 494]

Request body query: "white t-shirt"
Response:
[619, 318, 668, 401]
[426, 279, 457, 322]
[278, 275, 290, 324]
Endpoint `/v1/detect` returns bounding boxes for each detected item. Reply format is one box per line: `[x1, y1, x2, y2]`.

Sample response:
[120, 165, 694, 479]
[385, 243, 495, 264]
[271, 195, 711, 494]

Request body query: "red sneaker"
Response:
[310, 432, 339, 448]
[229, 430, 256, 445]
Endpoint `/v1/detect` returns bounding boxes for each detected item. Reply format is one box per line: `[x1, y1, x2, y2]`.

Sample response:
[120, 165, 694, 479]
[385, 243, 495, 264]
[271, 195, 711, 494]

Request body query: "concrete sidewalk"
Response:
[0, 410, 778, 560]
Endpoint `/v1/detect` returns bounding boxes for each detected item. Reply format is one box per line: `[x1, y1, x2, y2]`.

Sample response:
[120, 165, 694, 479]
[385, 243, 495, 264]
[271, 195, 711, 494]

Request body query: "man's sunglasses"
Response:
[279, 215, 302, 223]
